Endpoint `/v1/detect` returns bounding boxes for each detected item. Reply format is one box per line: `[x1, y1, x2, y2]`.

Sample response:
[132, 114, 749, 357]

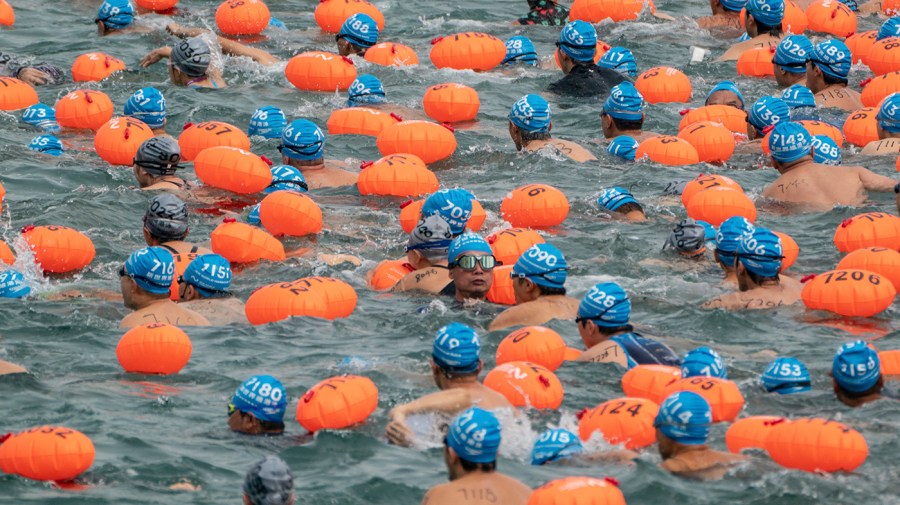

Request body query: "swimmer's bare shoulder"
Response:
[861, 139, 900, 155]
[423, 474, 530, 505]
[0, 359, 27, 375]
[394, 267, 450, 293]
[575, 341, 630, 367]
[546, 140, 598, 163]
[488, 297, 578, 331]
[661, 451, 747, 480]
[120, 304, 211, 329]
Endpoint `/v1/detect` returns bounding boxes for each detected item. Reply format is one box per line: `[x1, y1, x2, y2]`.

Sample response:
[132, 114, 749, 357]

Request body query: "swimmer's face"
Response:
[705, 90, 742, 110]
[120, 273, 138, 309]
[509, 121, 522, 150]
[449, 252, 493, 298]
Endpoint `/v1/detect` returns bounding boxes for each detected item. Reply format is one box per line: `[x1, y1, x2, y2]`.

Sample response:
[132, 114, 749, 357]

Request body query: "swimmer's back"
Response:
[548, 64, 630, 98]
[393, 267, 452, 294]
[761, 164, 872, 209]
[422, 472, 530, 505]
[861, 139, 900, 155]
[181, 297, 248, 325]
[120, 302, 211, 329]
[661, 450, 747, 480]
[526, 139, 597, 163]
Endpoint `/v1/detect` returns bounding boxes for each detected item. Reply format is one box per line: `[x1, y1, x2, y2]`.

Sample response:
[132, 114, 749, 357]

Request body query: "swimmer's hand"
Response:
[140, 47, 172, 68]
[16, 67, 50, 86]
[168, 480, 202, 492]
[166, 22, 207, 38]
[385, 409, 415, 447]
[318, 254, 362, 267]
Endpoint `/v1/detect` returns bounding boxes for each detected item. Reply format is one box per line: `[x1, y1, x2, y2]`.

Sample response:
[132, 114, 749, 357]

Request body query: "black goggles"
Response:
[732, 252, 785, 267]
[267, 179, 309, 192]
[450, 254, 496, 271]
[510, 267, 567, 282]
[119, 265, 170, 290]
[555, 41, 594, 51]
[405, 239, 453, 252]
[277, 140, 323, 158]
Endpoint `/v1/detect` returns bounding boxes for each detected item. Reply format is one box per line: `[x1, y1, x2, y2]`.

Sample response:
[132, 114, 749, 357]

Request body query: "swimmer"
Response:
[177, 254, 247, 325]
[0, 359, 27, 375]
[423, 189, 476, 237]
[489, 243, 579, 331]
[761, 356, 811, 394]
[805, 39, 861, 112]
[336, 14, 379, 57]
[124, 87, 167, 136]
[745, 96, 791, 143]
[772, 35, 813, 89]
[681, 347, 727, 378]
[780, 84, 819, 121]
[228, 375, 287, 435]
[446, 233, 495, 304]
[713, 216, 754, 285]
[28, 135, 64, 156]
[597, 47, 638, 79]
[0, 269, 30, 299]
[143, 194, 212, 256]
[718, 0, 785, 61]
[249, 106, 287, 140]
[385, 324, 512, 447]
[549, 21, 629, 98]
[596, 187, 646, 222]
[760, 122, 898, 211]
[242, 455, 294, 505]
[133, 137, 191, 191]
[861, 93, 900, 155]
[95, 0, 142, 36]
[697, 0, 747, 37]
[119, 247, 210, 329]
[655, 391, 746, 480]
[421, 408, 531, 505]
[811, 134, 842, 165]
[21, 103, 60, 133]
[662, 219, 709, 260]
[531, 428, 638, 465]
[705, 81, 745, 110]
[278, 119, 357, 189]
[607, 136, 639, 161]
[0, 51, 64, 86]
[393, 215, 455, 295]
[832, 340, 883, 407]
[508, 94, 597, 163]
[600, 82, 659, 142]
[574, 282, 680, 367]
[502, 36, 538, 66]
[347, 74, 424, 120]
[703, 227, 801, 310]
[876, 17, 900, 41]
[517, 0, 570, 26]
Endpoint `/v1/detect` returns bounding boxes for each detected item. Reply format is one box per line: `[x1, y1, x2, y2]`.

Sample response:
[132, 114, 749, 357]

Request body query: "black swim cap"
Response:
[242, 455, 294, 505]
[171, 37, 211, 78]
[134, 137, 182, 176]
[143, 193, 188, 241]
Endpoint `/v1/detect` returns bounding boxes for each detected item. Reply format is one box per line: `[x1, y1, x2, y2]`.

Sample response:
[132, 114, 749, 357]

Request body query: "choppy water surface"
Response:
[1, 1, 899, 504]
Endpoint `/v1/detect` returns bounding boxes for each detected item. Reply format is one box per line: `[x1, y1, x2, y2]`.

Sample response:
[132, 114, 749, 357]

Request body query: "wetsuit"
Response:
[0, 51, 63, 82]
[518, 1, 569, 26]
[610, 332, 681, 369]
[548, 62, 631, 98]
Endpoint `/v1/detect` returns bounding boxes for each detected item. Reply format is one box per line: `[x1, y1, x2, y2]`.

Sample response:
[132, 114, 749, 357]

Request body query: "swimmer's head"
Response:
[745, 0, 785, 32]
[143, 193, 189, 242]
[577, 282, 631, 329]
[531, 428, 583, 465]
[509, 94, 552, 137]
[663, 218, 708, 258]
[767, 121, 813, 164]
[735, 227, 783, 278]
[503, 36, 538, 66]
[0, 269, 31, 299]
[171, 37, 212, 79]
[655, 391, 712, 447]
[348, 74, 386, 108]
[124, 87, 167, 130]
[607, 136, 639, 161]
[808, 40, 852, 83]
[602, 82, 644, 137]
[747, 96, 790, 138]
[705, 81, 745, 110]
[715, 216, 755, 268]
[28, 135, 63, 156]
[597, 186, 640, 214]
[249, 106, 287, 140]
[682, 347, 727, 379]
[432, 322, 481, 375]
[447, 232, 492, 265]
[121, 246, 175, 295]
[780, 84, 818, 119]
[280, 119, 325, 162]
[337, 13, 380, 53]
[180, 254, 233, 300]
[719, 0, 749, 12]
[246, 203, 261, 225]
[134, 136, 182, 176]
[446, 408, 502, 464]
[266, 165, 308, 194]
[662, 180, 689, 196]
[773, 35, 813, 75]
[512, 243, 568, 292]
[832, 340, 881, 394]
[877, 16, 900, 41]
[423, 188, 475, 236]
[242, 455, 294, 505]
[811, 134, 841, 165]
[557, 20, 598, 63]
[761, 357, 811, 394]
[230, 375, 288, 425]
[597, 47, 637, 78]
[406, 214, 454, 265]
[96, 0, 135, 31]
[21, 103, 60, 133]
[876, 92, 900, 137]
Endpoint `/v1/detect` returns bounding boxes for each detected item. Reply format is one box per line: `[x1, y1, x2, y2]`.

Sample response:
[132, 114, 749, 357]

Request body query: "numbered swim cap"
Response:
[810, 40, 852, 80]
[811, 134, 841, 165]
[682, 347, 727, 379]
[134, 136, 182, 176]
[607, 136, 639, 161]
[246, 204, 261, 225]
[509, 94, 551, 133]
[773, 35, 813, 73]
[603, 82, 644, 121]
[767, 121, 812, 164]
[280, 119, 325, 161]
[720, 0, 749, 12]
[663, 218, 708, 256]
[715, 216, 755, 265]
[513, 243, 568, 288]
[877, 17, 900, 41]
[0, 269, 30, 299]
[578, 282, 631, 328]
[183, 254, 233, 297]
[171, 37, 211, 78]
[339, 13, 379, 48]
[249, 106, 287, 139]
[448, 232, 492, 264]
[597, 187, 638, 212]
[21, 103, 59, 133]
[243, 455, 294, 505]
[447, 408, 502, 463]
[706, 80, 745, 109]
[266, 165, 308, 194]
[876, 93, 900, 133]
[747, 96, 790, 134]
[736, 227, 783, 277]
[406, 214, 453, 263]
[423, 188, 475, 236]
[347, 74, 386, 107]
[28, 135, 63, 156]
[780, 84, 816, 109]
[143, 193, 189, 241]
[598, 47, 637, 78]
[558, 20, 597, 62]
[432, 322, 481, 373]
[125, 87, 166, 130]
[96, 0, 134, 30]
[123, 246, 175, 294]
[746, 0, 785, 27]
[832, 341, 881, 393]
[231, 375, 287, 423]
[655, 391, 712, 445]
[762, 357, 811, 394]
[503, 36, 538, 65]
[531, 428, 583, 465]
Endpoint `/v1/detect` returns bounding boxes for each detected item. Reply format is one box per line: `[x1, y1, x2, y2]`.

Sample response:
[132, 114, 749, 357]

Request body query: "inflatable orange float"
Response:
[487, 227, 545, 267]
[0, 427, 94, 481]
[296, 375, 378, 432]
[357, 154, 439, 197]
[496, 326, 567, 371]
[484, 361, 564, 409]
[94, 117, 154, 166]
[801, 269, 896, 317]
[21, 225, 95, 274]
[215, 0, 270, 36]
[364, 43, 418, 67]
[578, 397, 660, 449]
[376, 120, 457, 164]
[178, 121, 250, 161]
[55, 89, 113, 130]
[210, 219, 285, 263]
[620, 364, 681, 404]
[327, 107, 400, 137]
[766, 418, 867, 472]
[726, 416, 789, 453]
[635, 135, 700, 165]
[430, 32, 506, 71]
[285, 51, 357, 92]
[194, 146, 272, 194]
[500, 184, 569, 229]
[71, 52, 125, 82]
[116, 323, 192, 374]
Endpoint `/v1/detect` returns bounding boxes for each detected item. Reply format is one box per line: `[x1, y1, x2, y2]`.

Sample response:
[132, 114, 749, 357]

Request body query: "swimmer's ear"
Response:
[476, 360, 483, 374]
[547, 122, 553, 134]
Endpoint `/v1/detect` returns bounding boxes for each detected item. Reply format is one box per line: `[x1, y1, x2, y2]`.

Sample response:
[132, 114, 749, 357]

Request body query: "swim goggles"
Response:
[277, 140, 324, 158]
[575, 297, 630, 325]
[177, 275, 233, 299]
[450, 254, 496, 271]
[510, 267, 567, 282]
[405, 239, 453, 252]
[119, 265, 171, 290]
[267, 179, 309, 192]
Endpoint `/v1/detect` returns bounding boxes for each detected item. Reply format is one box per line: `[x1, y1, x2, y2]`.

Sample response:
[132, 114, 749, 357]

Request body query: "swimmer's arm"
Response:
[166, 23, 279, 66]
[487, 307, 523, 331]
[140, 47, 173, 67]
[15, 67, 51, 86]
[701, 295, 729, 309]
[854, 167, 897, 192]
[0, 359, 27, 375]
[896, 192, 900, 216]
[391, 389, 473, 418]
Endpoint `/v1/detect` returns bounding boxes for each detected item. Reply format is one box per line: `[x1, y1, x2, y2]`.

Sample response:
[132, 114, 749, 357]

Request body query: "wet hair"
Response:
[747, 269, 779, 286]
[615, 202, 644, 215]
[258, 419, 286, 432]
[459, 457, 497, 472]
[596, 324, 634, 335]
[823, 73, 848, 86]
[751, 17, 783, 36]
[522, 131, 552, 142]
[538, 285, 567, 296]
[611, 116, 643, 131]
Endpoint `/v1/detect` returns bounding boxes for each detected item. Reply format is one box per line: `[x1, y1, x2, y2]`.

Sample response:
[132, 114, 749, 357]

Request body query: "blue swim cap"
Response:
[832, 340, 880, 393]
[682, 347, 727, 379]
[810, 40, 852, 80]
[231, 375, 287, 423]
[503, 36, 538, 65]
[607, 136, 639, 161]
[773, 35, 814, 73]
[748, 96, 790, 133]
[124, 87, 166, 130]
[268, 16, 287, 30]
[603, 82, 644, 121]
[348, 74, 386, 107]
[558, 21, 598, 62]
[531, 428, 583, 465]
[124, 246, 175, 295]
[512, 243, 567, 288]
[762, 357, 811, 394]
[249, 106, 287, 139]
[423, 188, 475, 236]
[706, 81, 745, 109]
[96, 0, 134, 30]
[598, 47, 637, 78]
[721, 0, 749, 12]
[246, 203, 261, 225]
[0, 269, 30, 299]
[448, 232, 492, 264]
[21, 103, 59, 133]
[767, 121, 812, 163]
[432, 322, 481, 373]
[736, 227, 783, 277]
[28, 135, 63, 156]
[715, 216, 755, 265]
[780, 84, 816, 109]
[339, 13, 379, 49]
[811, 134, 841, 165]
[447, 408, 502, 464]
[266, 165, 308, 194]
[280, 119, 325, 161]
[597, 187, 639, 212]
[655, 391, 712, 445]
[509, 94, 552, 133]
[876, 93, 900, 133]
[736, 33, 752, 42]
[746, 0, 785, 27]
[698, 220, 717, 244]
[877, 17, 900, 41]
[578, 282, 631, 328]
[182, 254, 232, 297]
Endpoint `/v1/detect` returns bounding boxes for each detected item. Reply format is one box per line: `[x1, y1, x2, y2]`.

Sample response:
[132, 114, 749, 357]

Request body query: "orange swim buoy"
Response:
[178, 121, 250, 161]
[679, 104, 748, 135]
[527, 476, 626, 505]
[423, 83, 480, 123]
[296, 375, 378, 432]
[194, 146, 272, 194]
[806, 0, 856, 37]
[680, 174, 744, 207]
[725, 416, 789, 454]
[55, 89, 113, 130]
[739, 0, 807, 33]
[487, 227, 545, 266]
[210, 219, 285, 264]
[861, 71, 900, 108]
[71, 52, 125, 82]
[21, 225, 95, 274]
[398, 198, 486, 233]
[168, 252, 200, 301]
[884, 0, 900, 14]
[376, 120, 457, 164]
[496, 326, 567, 371]
[765, 418, 867, 472]
[578, 397, 660, 449]
[0, 426, 95, 481]
[635, 67, 692, 104]
[620, 364, 681, 404]
[430, 32, 506, 71]
[0, 77, 37, 111]
[368, 259, 414, 290]
[837, 247, 900, 290]
[298, 276, 358, 318]
[797, 120, 843, 147]
[484, 361, 564, 409]
[866, 37, 900, 76]
[327, 107, 401, 137]
[570, 0, 647, 22]
[843, 108, 879, 147]
[134, 0, 178, 11]
[801, 268, 896, 317]
[685, 187, 757, 227]
[0, 239, 14, 265]
[357, 154, 439, 197]
[314, 0, 385, 33]
[116, 323, 192, 374]
[846, 31, 878, 65]
[258, 191, 323, 237]
[773, 231, 799, 272]
[0, 0, 14, 26]
[880, 349, 900, 375]
[677, 121, 735, 163]
[486, 264, 517, 305]
[500, 184, 569, 229]
[736, 47, 775, 77]
[94, 117, 154, 166]
[215, 0, 270, 36]
[635, 135, 700, 166]
[660, 377, 745, 422]
[245, 277, 356, 324]
[833, 212, 900, 252]
[285, 51, 357, 92]
[364, 43, 419, 67]
[553, 40, 612, 68]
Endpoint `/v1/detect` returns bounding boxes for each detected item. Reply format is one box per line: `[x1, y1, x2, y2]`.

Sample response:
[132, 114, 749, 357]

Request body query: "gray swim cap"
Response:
[663, 218, 707, 256]
[242, 455, 294, 505]
[171, 37, 211, 78]
[143, 193, 188, 241]
[662, 180, 688, 196]
[134, 136, 182, 176]
[406, 214, 454, 264]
